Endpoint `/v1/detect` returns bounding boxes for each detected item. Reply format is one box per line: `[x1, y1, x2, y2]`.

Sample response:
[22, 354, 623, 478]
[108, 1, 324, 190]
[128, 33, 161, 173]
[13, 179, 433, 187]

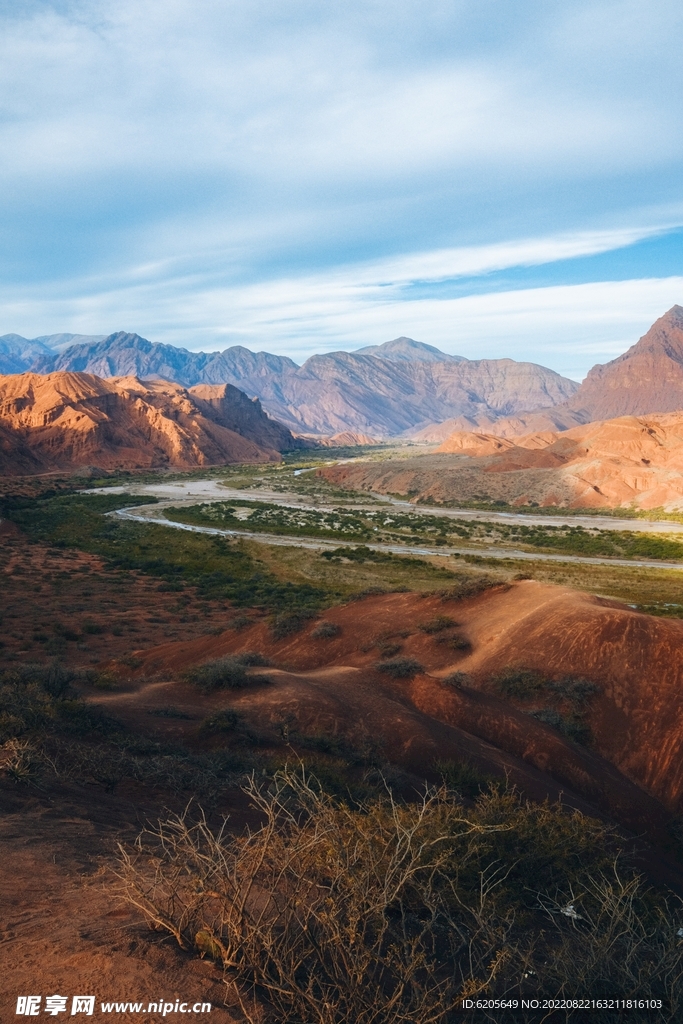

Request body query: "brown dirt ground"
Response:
[124, 583, 683, 816]
[0, 524, 256, 1021]
[0, 518, 245, 668]
[4, 526, 683, 1018]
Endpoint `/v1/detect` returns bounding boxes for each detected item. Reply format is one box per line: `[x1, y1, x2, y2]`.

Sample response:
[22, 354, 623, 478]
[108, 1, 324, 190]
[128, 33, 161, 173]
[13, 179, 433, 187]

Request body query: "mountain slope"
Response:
[354, 336, 465, 363]
[0, 334, 54, 374]
[321, 411, 683, 510]
[31, 332, 579, 437]
[31, 331, 298, 388]
[562, 305, 683, 420]
[0, 372, 300, 475]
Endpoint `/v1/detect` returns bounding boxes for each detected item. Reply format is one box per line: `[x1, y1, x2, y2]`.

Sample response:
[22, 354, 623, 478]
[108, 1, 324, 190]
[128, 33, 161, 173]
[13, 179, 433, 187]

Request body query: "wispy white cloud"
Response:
[0, 0, 682, 378]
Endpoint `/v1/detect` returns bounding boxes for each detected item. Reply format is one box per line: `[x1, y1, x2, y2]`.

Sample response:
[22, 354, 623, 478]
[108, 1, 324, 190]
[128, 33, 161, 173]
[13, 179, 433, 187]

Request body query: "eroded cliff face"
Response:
[0, 372, 298, 474]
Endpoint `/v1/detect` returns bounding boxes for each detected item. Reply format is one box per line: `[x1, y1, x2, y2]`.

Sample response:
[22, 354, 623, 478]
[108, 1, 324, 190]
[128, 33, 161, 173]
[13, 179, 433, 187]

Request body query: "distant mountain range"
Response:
[411, 306, 683, 441]
[2, 306, 683, 439]
[0, 332, 579, 437]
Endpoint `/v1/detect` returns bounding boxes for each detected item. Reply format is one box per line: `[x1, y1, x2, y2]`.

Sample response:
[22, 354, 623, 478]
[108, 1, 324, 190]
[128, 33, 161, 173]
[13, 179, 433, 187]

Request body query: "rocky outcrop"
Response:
[0, 372, 301, 475]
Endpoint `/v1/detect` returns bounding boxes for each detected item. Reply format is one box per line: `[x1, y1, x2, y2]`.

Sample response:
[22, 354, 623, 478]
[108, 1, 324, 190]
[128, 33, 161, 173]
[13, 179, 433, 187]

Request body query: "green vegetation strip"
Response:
[1, 492, 327, 613]
[164, 498, 683, 561]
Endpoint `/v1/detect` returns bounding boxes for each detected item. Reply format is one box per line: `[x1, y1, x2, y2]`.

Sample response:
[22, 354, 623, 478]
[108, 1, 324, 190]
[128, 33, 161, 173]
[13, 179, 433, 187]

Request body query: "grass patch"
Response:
[1, 492, 330, 614]
[434, 757, 499, 798]
[417, 615, 457, 634]
[271, 609, 318, 639]
[311, 621, 340, 638]
[493, 667, 547, 700]
[493, 669, 602, 747]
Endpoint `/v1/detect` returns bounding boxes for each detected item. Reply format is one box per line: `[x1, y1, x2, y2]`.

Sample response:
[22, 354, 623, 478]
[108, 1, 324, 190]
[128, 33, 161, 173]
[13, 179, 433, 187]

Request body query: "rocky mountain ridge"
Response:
[0, 372, 301, 475]
[5, 305, 683, 439]
[12, 331, 579, 437]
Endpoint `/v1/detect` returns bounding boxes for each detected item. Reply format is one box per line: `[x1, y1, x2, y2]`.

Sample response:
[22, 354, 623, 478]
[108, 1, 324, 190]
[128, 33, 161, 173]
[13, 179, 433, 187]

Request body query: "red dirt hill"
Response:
[105, 582, 683, 842]
[322, 411, 683, 508]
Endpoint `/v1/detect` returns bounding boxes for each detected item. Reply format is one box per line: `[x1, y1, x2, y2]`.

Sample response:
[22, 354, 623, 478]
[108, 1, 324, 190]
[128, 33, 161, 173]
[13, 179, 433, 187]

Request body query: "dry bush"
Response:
[311, 621, 340, 639]
[418, 616, 457, 634]
[116, 769, 503, 1023]
[184, 655, 269, 692]
[271, 610, 317, 640]
[375, 656, 424, 678]
[116, 771, 683, 1023]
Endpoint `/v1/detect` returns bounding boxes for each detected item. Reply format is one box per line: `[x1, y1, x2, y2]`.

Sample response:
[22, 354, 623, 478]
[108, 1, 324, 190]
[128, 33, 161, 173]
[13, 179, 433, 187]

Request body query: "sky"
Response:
[1, 0, 682, 380]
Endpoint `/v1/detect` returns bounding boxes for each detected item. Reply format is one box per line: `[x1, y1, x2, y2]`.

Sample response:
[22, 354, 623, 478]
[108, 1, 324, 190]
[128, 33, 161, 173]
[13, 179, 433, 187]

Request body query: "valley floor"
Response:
[2, 468, 683, 1020]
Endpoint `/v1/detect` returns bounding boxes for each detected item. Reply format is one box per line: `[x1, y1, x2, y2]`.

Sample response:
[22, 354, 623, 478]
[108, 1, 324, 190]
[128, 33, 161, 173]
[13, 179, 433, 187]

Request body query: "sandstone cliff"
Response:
[0, 372, 300, 475]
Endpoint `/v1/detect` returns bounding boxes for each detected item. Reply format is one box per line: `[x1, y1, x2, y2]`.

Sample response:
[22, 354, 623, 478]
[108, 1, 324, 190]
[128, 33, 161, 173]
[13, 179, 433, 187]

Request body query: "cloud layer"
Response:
[1, 0, 682, 376]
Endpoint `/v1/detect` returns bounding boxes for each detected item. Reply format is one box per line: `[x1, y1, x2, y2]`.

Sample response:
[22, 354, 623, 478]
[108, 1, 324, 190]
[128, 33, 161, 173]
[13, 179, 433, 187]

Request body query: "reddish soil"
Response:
[0, 784, 236, 1023]
[323, 411, 683, 509]
[4, 528, 683, 1016]
[119, 583, 683, 830]
[0, 524, 243, 668]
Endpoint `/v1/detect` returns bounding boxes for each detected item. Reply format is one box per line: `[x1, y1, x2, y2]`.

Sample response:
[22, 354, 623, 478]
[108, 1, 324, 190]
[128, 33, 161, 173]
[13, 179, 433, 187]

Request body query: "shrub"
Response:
[440, 633, 471, 650]
[528, 708, 562, 728]
[548, 675, 602, 707]
[271, 610, 317, 640]
[434, 757, 497, 798]
[53, 622, 79, 642]
[237, 651, 271, 667]
[418, 615, 457, 634]
[311, 621, 340, 639]
[198, 709, 242, 734]
[442, 671, 471, 688]
[184, 655, 269, 692]
[147, 706, 192, 720]
[116, 770, 495, 1023]
[377, 641, 402, 658]
[439, 574, 505, 601]
[493, 667, 546, 700]
[116, 769, 683, 1023]
[81, 620, 105, 635]
[375, 656, 423, 678]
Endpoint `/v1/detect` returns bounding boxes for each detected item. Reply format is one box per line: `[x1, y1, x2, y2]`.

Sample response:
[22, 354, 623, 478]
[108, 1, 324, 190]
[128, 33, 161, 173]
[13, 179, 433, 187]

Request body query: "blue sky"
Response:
[1, 0, 682, 379]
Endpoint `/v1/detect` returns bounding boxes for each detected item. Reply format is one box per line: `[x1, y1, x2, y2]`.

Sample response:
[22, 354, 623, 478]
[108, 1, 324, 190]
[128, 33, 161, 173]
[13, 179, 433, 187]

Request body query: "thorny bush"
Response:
[116, 769, 683, 1024]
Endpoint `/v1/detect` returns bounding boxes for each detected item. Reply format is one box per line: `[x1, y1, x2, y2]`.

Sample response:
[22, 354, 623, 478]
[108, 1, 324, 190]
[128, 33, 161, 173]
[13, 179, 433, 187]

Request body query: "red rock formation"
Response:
[322, 411, 683, 509]
[0, 372, 297, 474]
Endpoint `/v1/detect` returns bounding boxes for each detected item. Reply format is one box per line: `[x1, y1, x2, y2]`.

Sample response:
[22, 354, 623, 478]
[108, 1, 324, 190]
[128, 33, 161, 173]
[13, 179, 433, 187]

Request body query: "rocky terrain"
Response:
[321, 411, 683, 509]
[563, 304, 683, 421]
[4, 306, 683, 442]
[8, 331, 578, 437]
[414, 306, 683, 442]
[121, 581, 683, 822]
[0, 372, 301, 474]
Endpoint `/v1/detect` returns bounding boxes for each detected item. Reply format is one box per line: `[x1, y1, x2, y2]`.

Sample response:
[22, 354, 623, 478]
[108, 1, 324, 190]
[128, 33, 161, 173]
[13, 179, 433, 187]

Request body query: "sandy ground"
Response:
[0, 782, 236, 1023]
